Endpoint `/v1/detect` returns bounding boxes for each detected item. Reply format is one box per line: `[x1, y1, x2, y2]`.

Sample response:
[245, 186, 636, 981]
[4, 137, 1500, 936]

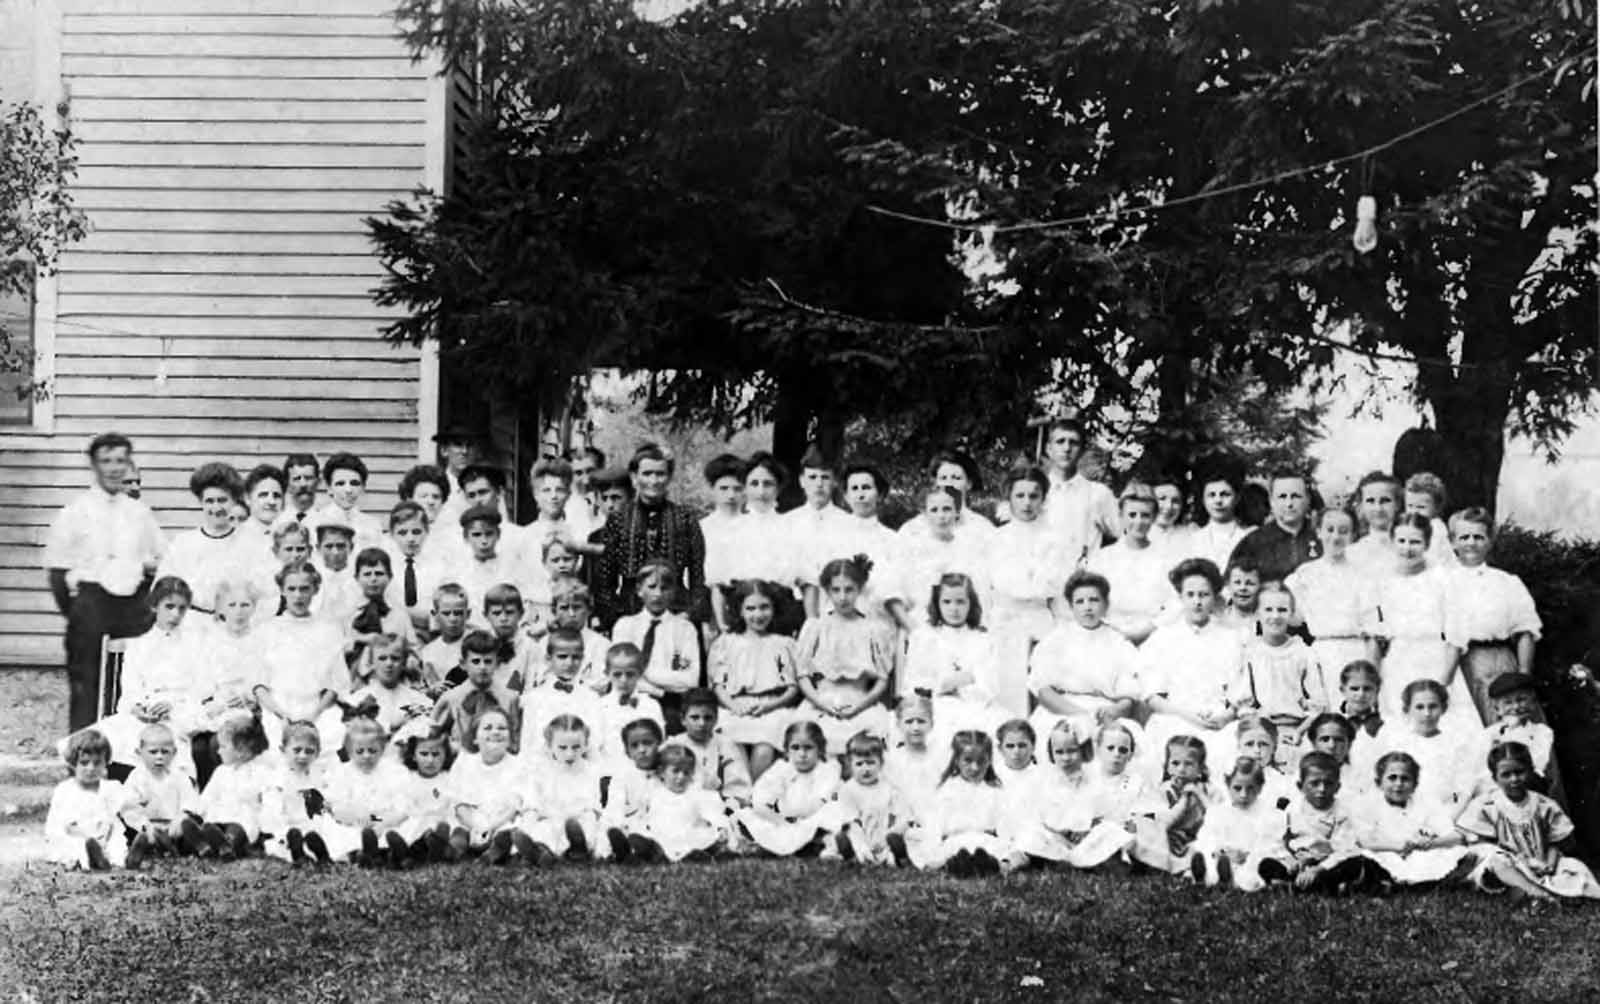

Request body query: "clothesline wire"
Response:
[865, 58, 1573, 236]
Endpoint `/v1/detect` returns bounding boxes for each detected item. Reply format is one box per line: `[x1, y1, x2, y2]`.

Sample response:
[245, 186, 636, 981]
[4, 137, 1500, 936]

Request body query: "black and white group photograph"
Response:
[1, 0, 1596, 1000]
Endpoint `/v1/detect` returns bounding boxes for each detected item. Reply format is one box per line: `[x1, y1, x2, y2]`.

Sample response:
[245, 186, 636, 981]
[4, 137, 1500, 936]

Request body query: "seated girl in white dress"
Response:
[794, 556, 896, 754]
[709, 580, 801, 779]
[1028, 571, 1142, 736]
[903, 573, 1005, 741]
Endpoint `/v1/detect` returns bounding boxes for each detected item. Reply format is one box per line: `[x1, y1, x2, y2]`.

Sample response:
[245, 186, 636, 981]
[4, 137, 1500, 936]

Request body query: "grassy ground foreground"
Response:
[2, 857, 1597, 1004]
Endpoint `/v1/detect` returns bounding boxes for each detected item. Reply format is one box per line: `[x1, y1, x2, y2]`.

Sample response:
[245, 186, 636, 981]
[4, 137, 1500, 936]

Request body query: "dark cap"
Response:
[433, 425, 487, 444]
[1487, 672, 1536, 700]
[458, 504, 502, 529]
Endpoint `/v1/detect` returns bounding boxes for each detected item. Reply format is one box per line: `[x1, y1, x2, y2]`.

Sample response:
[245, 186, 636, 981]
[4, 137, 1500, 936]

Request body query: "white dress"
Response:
[782, 504, 858, 593]
[1028, 622, 1141, 734]
[196, 757, 275, 841]
[834, 779, 910, 864]
[323, 758, 412, 834]
[1284, 556, 1369, 708]
[1087, 539, 1175, 639]
[985, 518, 1067, 715]
[906, 777, 1012, 869]
[1011, 767, 1135, 868]
[396, 768, 456, 843]
[710, 632, 800, 748]
[902, 625, 1006, 741]
[885, 746, 944, 821]
[894, 531, 990, 618]
[636, 782, 729, 861]
[719, 509, 799, 589]
[1355, 795, 1474, 884]
[159, 527, 263, 613]
[1139, 619, 1243, 763]
[734, 759, 845, 855]
[446, 752, 526, 847]
[92, 622, 207, 768]
[1358, 724, 1476, 808]
[1362, 568, 1475, 730]
[45, 779, 128, 868]
[260, 763, 361, 861]
[1191, 798, 1286, 890]
[515, 758, 603, 856]
[255, 613, 350, 754]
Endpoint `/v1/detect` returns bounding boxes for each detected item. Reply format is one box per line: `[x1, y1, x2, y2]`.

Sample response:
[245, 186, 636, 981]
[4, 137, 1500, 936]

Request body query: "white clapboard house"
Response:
[0, 0, 467, 672]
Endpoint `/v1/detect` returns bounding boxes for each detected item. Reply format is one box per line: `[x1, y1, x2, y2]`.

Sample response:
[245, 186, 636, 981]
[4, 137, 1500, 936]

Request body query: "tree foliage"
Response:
[373, 0, 1595, 503]
[1, 100, 85, 398]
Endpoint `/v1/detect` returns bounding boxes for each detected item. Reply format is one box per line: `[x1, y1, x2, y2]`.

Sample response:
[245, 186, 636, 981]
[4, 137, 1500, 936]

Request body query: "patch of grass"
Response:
[2, 859, 1597, 1003]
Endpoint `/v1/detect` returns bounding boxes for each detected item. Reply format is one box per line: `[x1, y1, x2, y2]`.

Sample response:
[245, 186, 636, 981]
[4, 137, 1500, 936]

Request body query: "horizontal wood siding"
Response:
[0, 0, 435, 666]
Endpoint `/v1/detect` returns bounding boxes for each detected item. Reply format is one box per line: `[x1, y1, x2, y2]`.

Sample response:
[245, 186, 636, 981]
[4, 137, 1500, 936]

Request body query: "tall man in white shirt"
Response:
[44, 433, 167, 732]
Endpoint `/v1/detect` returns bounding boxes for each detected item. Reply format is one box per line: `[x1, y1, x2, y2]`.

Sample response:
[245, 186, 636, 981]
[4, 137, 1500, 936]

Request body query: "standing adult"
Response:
[595, 445, 707, 629]
[44, 433, 167, 732]
[1039, 418, 1120, 567]
[239, 464, 286, 557]
[1228, 470, 1322, 584]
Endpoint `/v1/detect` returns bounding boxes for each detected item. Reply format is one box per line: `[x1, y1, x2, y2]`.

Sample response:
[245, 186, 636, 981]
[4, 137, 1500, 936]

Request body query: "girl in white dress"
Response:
[1188, 471, 1252, 573]
[886, 694, 943, 813]
[994, 719, 1041, 795]
[446, 707, 525, 862]
[1028, 571, 1142, 734]
[1442, 508, 1544, 724]
[834, 732, 912, 866]
[903, 573, 1004, 740]
[393, 723, 455, 862]
[717, 454, 800, 626]
[1148, 472, 1195, 565]
[710, 580, 801, 778]
[1231, 717, 1297, 809]
[1141, 559, 1243, 764]
[184, 716, 274, 860]
[735, 721, 845, 856]
[986, 467, 1067, 716]
[514, 714, 604, 864]
[1087, 487, 1174, 645]
[261, 720, 343, 867]
[253, 564, 349, 755]
[1284, 508, 1368, 709]
[1362, 680, 1475, 808]
[1362, 515, 1474, 730]
[87, 576, 205, 774]
[895, 488, 989, 629]
[1088, 720, 1150, 829]
[195, 578, 267, 738]
[1347, 471, 1401, 575]
[700, 454, 747, 633]
[1189, 757, 1284, 890]
[45, 730, 127, 870]
[896, 452, 997, 548]
[836, 463, 911, 628]
[1015, 719, 1136, 869]
[620, 745, 730, 863]
[1355, 751, 1474, 887]
[906, 730, 1015, 875]
[794, 557, 896, 753]
[325, 717, 413, 867]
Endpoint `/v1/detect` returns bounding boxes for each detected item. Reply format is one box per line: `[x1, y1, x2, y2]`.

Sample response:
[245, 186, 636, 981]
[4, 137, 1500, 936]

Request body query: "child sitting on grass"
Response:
[1130, 735, 1217, 875]
[184, 716, 273, 861]
[121, 723, 198, 870]
[325, 718, 412, 868]
[514, 715, 604, 866]
[263, 720, 338, 867]
[447, 707, 524, 863]
[906, 730, 1013, 876]
[394, 722, 456, 864]
[46, 729, 127, 871]
[1257, 751, 1372, 893]
[1458, 741, 1600, 901]
[672, 690, 753, 811]
[612, 744, 729, 865]
[832, 731, 910, 867]
[735, 720, 844, 858]
[1015, 719, 1134, 871]
[1189, 757, 1283, 891]
[1354, 752, 1473, 890]
[601, 718, 665, 846]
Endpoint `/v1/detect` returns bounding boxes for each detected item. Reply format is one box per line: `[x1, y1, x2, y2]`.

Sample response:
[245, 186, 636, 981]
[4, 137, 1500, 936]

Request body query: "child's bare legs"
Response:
[1485, 857, 1555, 899]
[746, 741, 778, 780]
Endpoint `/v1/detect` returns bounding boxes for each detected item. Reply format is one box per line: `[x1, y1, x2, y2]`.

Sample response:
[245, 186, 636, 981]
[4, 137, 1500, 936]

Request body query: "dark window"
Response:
[0, 274, 34, 425]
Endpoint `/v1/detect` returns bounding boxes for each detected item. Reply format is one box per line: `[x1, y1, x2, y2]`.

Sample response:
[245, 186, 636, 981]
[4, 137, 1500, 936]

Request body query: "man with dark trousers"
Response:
[44, 432, 166, 732]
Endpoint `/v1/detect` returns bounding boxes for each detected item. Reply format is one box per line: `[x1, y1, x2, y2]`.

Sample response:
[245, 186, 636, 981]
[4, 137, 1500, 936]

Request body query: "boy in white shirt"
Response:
[522, 628, 605, 753]
[611, 559, 702, 733]
[420, 584, 471, 693]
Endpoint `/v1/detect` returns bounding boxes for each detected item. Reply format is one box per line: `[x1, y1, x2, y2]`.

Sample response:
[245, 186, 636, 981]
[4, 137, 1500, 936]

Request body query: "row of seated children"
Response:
[46, 682, 1597, 902]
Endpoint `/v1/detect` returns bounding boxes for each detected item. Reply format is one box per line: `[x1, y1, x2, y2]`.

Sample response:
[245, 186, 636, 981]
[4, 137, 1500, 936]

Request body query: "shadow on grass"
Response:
[3, 859, 1597, 1003]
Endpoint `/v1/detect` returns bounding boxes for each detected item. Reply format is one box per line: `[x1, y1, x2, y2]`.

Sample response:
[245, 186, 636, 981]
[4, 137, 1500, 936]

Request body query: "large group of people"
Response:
[39, 421, 1597, 900]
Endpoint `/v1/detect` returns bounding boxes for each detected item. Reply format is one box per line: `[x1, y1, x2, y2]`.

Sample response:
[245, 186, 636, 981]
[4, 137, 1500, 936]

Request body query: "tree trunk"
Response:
[771, 368, 813, 510]
[1414, 350, 1509, 517]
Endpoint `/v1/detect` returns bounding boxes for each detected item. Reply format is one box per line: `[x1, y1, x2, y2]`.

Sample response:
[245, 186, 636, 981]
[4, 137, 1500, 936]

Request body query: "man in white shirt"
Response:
[44, 432, 167, 732]
[1040, 418, 1119, 567]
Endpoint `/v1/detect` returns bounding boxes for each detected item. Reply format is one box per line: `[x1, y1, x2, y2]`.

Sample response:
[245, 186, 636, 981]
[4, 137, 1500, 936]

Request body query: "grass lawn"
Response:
[3, 857, 1597, 1003]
